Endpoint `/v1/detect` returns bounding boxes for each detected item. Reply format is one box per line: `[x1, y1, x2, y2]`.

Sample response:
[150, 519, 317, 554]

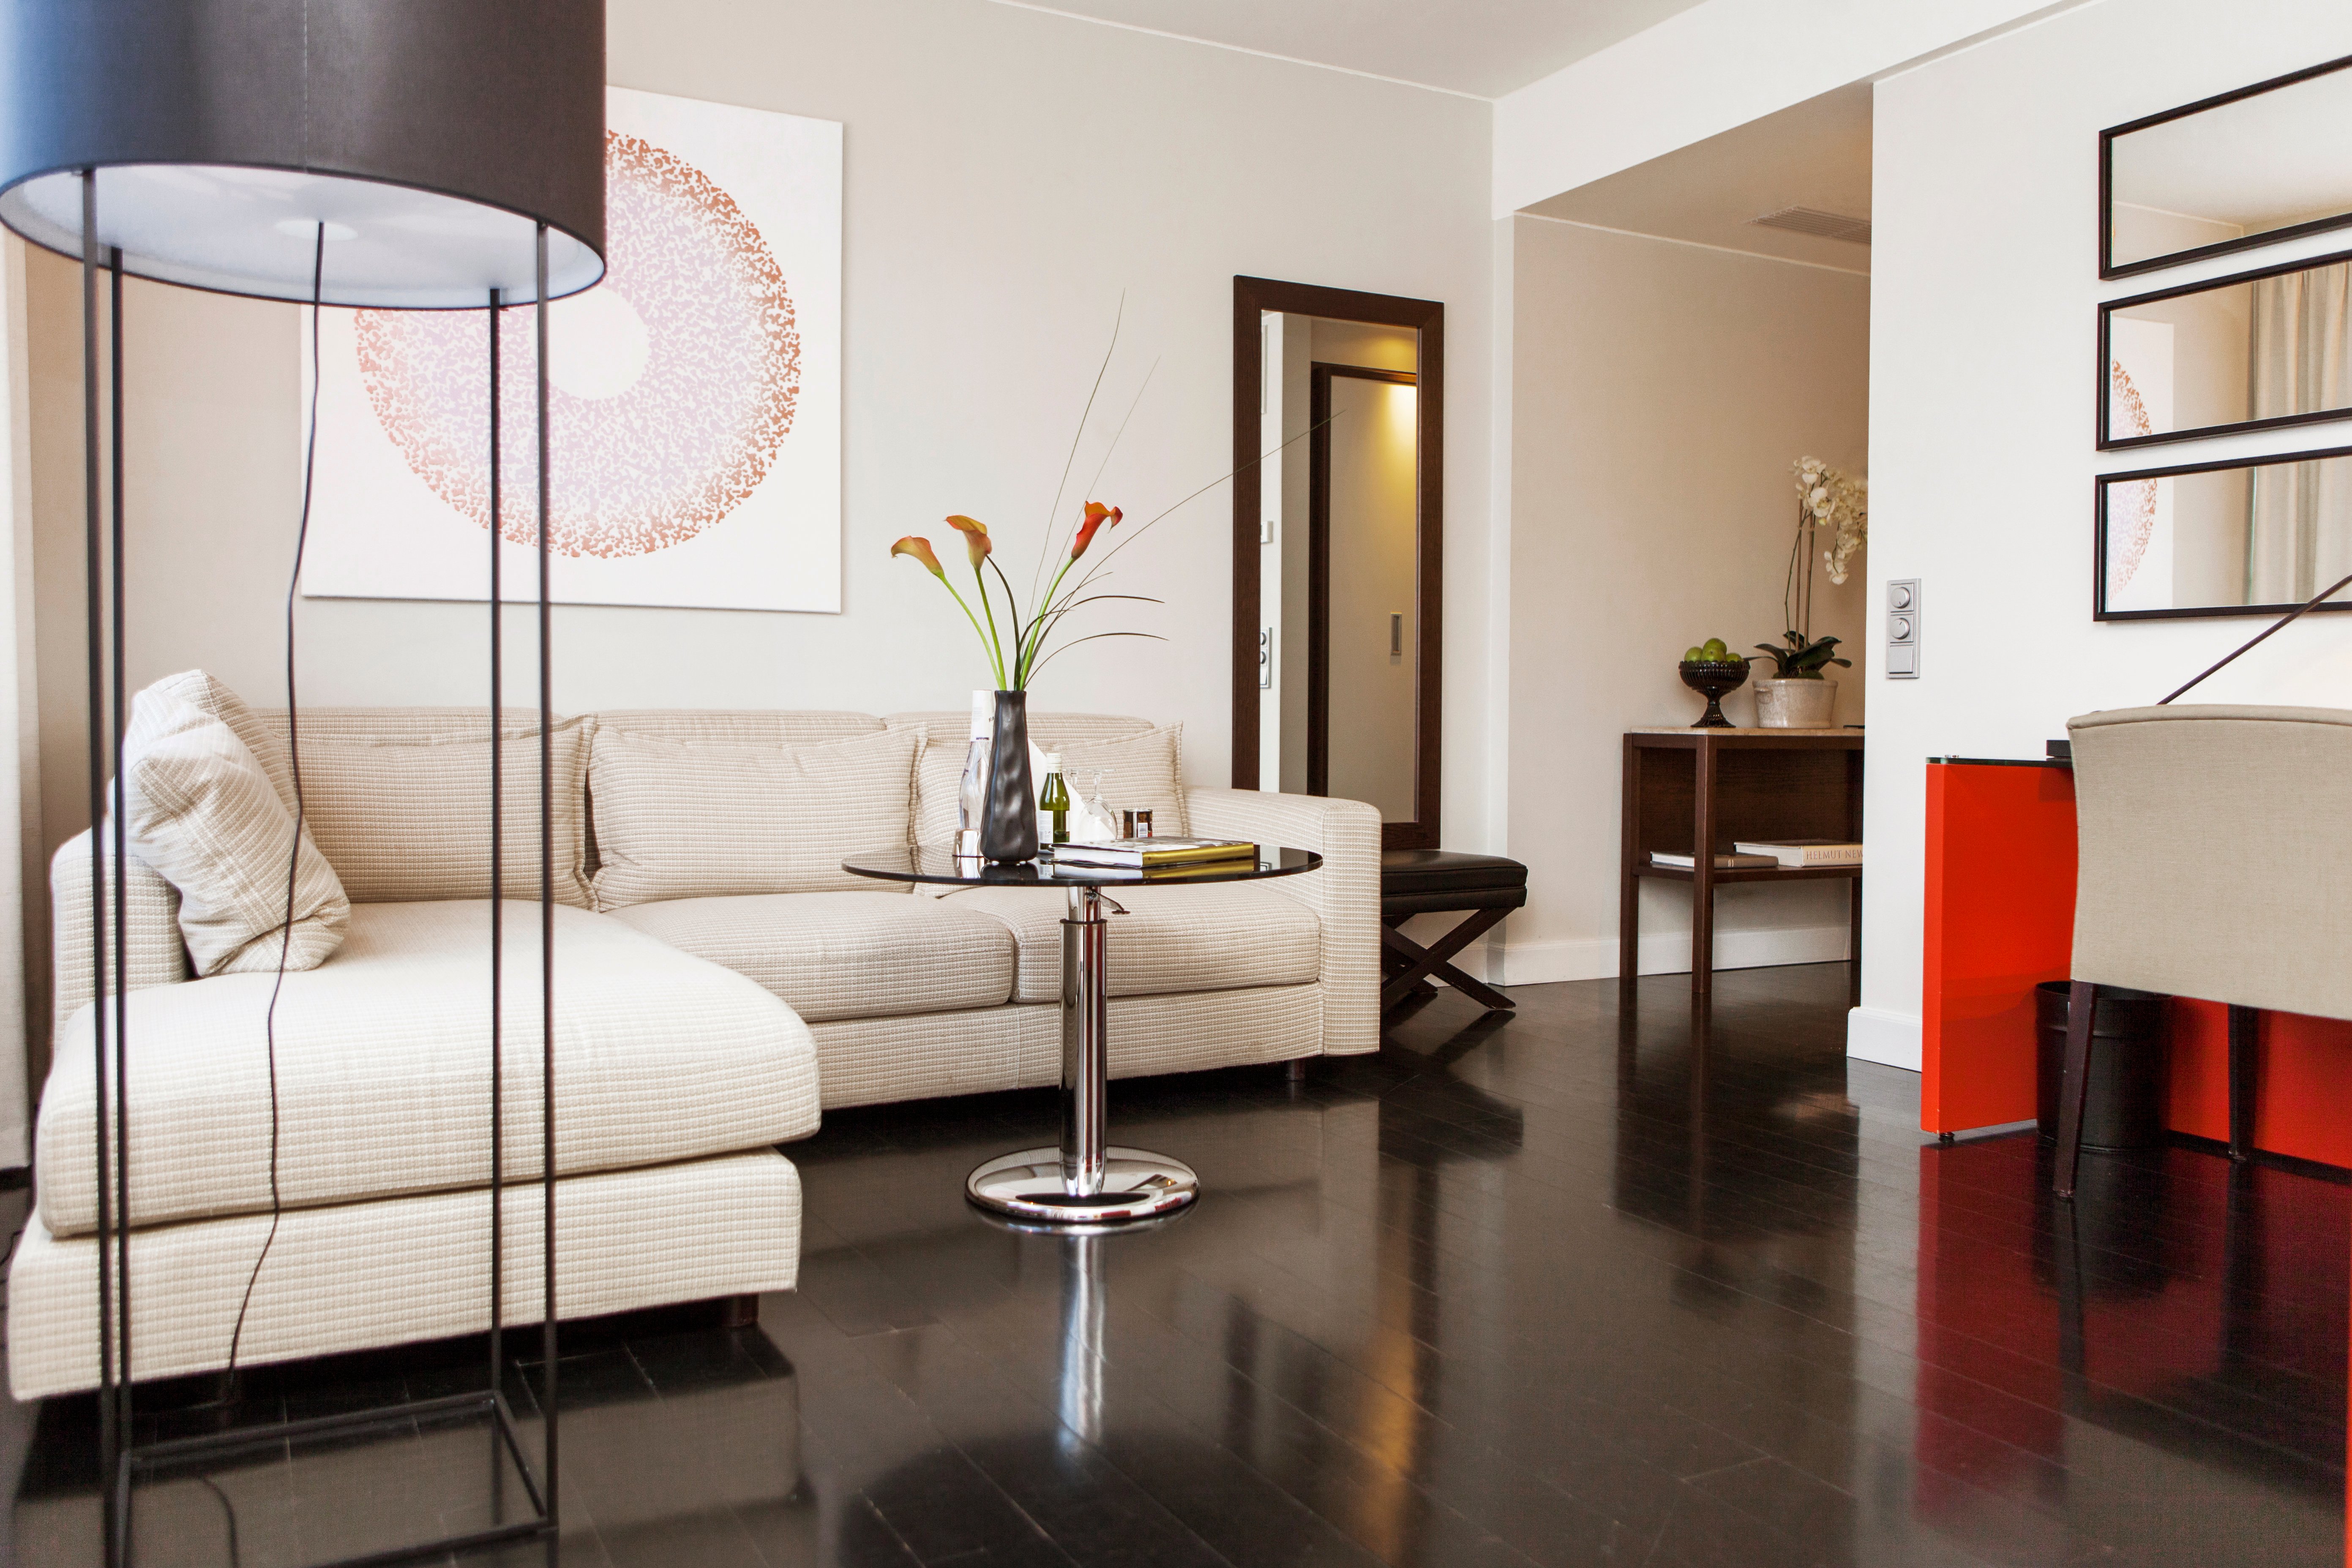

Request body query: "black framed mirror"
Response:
[2102, 52, 2352, 280]
[2099, 248, 2352, 450]
[2095, 443, 2352, 619]
[1231, 276, 1443, 849]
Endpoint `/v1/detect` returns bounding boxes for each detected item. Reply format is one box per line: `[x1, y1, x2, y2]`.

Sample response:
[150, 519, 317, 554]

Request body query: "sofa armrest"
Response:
[49, 829, 190, 1057]
[1184, 787, 1380, 1057]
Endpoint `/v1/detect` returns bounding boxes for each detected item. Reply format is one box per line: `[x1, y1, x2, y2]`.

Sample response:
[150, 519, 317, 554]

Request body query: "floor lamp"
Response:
[0, 4, 606, 1563]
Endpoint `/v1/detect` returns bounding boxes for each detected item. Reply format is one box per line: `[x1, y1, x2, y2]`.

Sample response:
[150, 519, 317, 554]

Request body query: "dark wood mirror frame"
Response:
[1231, 275, 1443, 849]
[2092, 439, 2352, 620]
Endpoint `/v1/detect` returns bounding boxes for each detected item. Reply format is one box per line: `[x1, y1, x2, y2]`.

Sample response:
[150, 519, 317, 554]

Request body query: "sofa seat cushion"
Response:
[943, 884, 1320, 1004]
[606, 891, 1015, 1024]
[36, 900, 819, 1237]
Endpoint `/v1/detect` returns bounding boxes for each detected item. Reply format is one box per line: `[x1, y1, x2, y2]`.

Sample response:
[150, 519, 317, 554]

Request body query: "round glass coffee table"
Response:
[842, 843, 1321, 1226]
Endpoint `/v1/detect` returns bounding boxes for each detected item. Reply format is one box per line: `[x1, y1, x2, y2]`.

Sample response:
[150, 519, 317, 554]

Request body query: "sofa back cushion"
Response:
[121, 687, 350, 975]
[892, 714, 1185, 845]
[289, 720, 594, 906]
[590, 710, 884, 747]
[588, 726, 922, 909]
[884, 719, 1171, 851]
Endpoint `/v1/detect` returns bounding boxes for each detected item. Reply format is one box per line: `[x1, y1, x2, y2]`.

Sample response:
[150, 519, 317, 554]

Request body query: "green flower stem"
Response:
[971, 563, 1009, 688]
[936, 574, 1004, 688]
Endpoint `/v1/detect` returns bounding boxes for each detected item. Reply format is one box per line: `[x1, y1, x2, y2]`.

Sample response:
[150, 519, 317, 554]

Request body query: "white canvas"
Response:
[302, 87, 842, 613]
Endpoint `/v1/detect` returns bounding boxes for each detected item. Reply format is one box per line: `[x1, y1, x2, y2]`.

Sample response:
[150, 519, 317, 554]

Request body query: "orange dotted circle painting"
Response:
[354, 131, 803, 560]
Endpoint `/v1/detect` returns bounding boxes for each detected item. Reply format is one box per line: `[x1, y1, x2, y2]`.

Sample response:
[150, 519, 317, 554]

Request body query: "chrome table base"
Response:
[965, 884, 1201, 1226]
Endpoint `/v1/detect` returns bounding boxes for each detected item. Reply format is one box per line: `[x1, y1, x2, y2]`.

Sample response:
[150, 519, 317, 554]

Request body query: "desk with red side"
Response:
[1922, 757, 2352, 1167]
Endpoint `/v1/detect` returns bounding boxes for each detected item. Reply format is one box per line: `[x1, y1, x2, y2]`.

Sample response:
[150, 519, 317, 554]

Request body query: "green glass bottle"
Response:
[1039, 753, 1072, 844]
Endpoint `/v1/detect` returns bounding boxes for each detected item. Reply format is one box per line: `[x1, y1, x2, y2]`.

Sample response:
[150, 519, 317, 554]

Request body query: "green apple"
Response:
[1701, 638, 1728, 659]
[1682, 646, 1705, 663]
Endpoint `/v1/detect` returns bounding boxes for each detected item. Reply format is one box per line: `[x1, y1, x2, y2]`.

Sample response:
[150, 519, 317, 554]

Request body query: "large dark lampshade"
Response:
[0, 0, 606, 307]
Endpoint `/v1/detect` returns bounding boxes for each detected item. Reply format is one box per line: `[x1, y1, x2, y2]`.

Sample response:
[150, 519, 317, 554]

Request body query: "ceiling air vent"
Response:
[1748, 205, 1871, 245]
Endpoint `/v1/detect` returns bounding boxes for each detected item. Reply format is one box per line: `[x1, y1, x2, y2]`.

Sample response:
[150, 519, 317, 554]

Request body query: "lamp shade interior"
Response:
[0, 165, 601, 308]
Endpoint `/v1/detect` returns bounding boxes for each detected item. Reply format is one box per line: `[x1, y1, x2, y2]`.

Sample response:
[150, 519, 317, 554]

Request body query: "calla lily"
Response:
[945, 515, 993, 568]
[890, 536, 944, 577]
[1070, 502, 1123, 560]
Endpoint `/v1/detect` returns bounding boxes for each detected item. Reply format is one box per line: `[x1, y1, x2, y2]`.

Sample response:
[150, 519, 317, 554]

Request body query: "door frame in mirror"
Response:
[1231, 275, 1444, 849]
[2101, 51, 2352, 281]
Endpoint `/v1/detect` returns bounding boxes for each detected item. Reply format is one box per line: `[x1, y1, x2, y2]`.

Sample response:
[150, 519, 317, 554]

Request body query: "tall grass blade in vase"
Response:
[891, 312, 1319, 860]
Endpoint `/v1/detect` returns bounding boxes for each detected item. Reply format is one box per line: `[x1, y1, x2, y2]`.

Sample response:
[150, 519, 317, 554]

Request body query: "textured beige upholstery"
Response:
[807, 984, 1322, 1110]
[6, 1149, 800, 1399]
[594, 709, 884, 746]
[1187, 786, 1383, 1056]
[37, 900, 819, 1235]
[120, 687, 349, 975]
[49, 828, 190, 1055]
[2068, 705, 2352, 1020]
[945, 883, 1319, 1003]
[606, 890, 1015, 1022]
[891, 711, 1162, 846]
[589, 727, 922, 907]
[287, 720, 595, 907]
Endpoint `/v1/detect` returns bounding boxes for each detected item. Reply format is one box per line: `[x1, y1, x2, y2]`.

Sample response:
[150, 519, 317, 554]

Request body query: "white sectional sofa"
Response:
[9, 705, 1380, 1399]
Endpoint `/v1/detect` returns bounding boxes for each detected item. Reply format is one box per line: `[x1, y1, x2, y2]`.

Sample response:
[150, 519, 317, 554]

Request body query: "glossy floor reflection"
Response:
[3, 962, 2343, 1565]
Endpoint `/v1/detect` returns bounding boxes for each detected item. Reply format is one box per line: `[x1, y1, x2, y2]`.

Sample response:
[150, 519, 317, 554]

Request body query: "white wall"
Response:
[14, 0, 1498, 1121]
[1857, 0, 2352, 1069]
[1503, 215, 1868, 982]
[1492, 0, 2080, 216]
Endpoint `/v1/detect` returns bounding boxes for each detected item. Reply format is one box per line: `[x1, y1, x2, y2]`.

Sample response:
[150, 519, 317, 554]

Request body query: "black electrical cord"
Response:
[225, 224, 325, 1371]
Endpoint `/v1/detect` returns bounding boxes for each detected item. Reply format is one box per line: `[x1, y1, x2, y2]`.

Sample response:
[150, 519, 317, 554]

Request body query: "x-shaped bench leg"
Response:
[1381, 908, 1514, 1012]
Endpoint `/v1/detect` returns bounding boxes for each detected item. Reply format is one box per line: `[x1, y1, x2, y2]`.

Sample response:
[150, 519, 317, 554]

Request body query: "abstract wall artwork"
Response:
[303, 87, 842, 612]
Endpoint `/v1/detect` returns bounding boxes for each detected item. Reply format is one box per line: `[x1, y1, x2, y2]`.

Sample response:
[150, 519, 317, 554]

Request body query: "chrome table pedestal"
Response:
[965, 885, 1200, 1226]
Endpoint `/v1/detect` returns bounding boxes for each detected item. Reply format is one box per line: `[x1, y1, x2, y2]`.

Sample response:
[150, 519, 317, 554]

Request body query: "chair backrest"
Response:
[2068, 704, 2352, 1020]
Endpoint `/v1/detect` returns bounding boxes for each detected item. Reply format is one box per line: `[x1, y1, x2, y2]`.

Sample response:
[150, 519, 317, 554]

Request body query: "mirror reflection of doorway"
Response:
[1311, 362, 1418, 818]
[1232, 278, 1443, 850]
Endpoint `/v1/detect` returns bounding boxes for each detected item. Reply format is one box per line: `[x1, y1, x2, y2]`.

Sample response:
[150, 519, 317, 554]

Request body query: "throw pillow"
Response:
[908, 720, 1186, 845]
[589, 726, 922, 909]
[292, 721, 594, 907]
[147, 668, 297, 814]
[120, 687, 349, 976]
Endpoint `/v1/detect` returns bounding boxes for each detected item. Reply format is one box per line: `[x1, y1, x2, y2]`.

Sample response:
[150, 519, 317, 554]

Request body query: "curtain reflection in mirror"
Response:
[2248, 268, 2352, 602]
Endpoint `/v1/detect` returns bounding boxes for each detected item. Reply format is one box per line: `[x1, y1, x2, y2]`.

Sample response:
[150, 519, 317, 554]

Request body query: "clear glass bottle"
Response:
[1038, 753, 1071, 845]
[957, 690, 993, 852]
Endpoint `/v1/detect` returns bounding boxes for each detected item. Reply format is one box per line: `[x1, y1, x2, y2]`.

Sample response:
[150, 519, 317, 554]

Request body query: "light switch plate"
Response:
[1885, 578, 1919, 679]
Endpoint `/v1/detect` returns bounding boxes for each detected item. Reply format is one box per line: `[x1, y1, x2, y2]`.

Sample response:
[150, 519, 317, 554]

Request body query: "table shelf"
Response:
[1634, 862, 1862, 884]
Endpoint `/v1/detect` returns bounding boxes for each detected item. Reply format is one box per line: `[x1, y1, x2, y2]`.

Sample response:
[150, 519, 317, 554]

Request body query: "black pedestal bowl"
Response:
[1678, 659, 1749, 728]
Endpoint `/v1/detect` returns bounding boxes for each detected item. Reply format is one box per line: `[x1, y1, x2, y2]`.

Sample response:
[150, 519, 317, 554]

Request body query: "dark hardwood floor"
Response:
[3, 963, 2342, 1565]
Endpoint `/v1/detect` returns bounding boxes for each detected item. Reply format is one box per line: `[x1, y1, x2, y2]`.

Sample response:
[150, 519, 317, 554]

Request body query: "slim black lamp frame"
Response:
[84, 178, 563, 1567]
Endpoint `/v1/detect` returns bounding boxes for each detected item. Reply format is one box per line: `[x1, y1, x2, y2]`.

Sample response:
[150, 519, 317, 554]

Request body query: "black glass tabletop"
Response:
[843, 843, 1321, 888]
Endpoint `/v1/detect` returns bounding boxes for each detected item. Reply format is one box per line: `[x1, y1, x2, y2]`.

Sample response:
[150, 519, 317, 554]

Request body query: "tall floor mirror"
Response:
[1231, 277, 1443, 848]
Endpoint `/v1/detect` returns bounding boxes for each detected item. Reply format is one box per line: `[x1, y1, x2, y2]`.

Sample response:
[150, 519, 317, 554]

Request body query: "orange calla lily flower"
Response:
[890, 536, 944, 577]
[1071, 502, 1123, 560]
[945, 514, 993, 567]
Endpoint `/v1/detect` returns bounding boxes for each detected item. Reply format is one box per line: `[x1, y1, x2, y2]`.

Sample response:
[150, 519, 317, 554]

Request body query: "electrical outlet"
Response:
[1886, 579, 1919, 678]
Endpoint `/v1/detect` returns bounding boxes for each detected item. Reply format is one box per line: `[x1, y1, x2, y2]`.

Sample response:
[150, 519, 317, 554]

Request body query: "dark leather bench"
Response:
[1381, 849, 1528, 1013]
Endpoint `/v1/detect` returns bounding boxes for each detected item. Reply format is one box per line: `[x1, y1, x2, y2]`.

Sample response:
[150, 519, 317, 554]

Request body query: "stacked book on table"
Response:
[1649, 839, 1863, 871]
[1050, 838, 1260, 879]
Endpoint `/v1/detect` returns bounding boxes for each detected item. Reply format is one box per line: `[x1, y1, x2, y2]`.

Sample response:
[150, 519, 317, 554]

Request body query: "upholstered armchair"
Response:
[2054, 704, 2352, 1197]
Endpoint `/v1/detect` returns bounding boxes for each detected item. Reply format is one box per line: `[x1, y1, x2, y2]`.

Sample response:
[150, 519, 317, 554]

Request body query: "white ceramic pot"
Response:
[1754, 676, 1838, 728]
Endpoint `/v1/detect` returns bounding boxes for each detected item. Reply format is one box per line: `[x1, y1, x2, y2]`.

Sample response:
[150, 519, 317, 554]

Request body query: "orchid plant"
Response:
[1756, 456, 1867, 679]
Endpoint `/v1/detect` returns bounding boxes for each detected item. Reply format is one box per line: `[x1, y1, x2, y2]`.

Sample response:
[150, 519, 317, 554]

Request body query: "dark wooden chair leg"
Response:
[2226, 1004, 2259, 1162]
[716, 1293, 760, 1330]
[1381, 907, 1514, 1012]
[2052, 980, 2096, 1199]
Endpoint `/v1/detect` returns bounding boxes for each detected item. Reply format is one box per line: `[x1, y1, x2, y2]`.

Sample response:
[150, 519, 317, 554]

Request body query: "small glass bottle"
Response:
[1038, 753, 1071, 845]
[956, 690, 992, 855]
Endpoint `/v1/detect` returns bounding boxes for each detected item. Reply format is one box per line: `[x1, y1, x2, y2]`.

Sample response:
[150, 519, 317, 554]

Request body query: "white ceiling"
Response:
[988, 0, 1714, 99]
[1523, 82, 1873, 272]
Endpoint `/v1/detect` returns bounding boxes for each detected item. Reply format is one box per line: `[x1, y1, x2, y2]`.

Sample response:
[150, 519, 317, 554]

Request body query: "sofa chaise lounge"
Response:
[8, 702, 1379, 1399]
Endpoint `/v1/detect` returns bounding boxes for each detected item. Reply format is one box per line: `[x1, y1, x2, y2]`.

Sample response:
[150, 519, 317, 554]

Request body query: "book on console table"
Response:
[1650, 851, 1779, 870]
[1050, 837, 1257, 869]
[1733, 839, 1863, 868]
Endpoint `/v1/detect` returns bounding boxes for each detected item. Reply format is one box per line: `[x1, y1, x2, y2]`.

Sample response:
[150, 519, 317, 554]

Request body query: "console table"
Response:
[1619, 728, 1863, 998]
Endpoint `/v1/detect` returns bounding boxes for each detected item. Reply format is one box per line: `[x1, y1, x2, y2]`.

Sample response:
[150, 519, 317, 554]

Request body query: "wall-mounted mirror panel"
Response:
[2096, 446, 2352, 619]
[1231, 278, 1442, 850]
[2101, 250, 2352, 449]
[2104, 54, 2352, 278]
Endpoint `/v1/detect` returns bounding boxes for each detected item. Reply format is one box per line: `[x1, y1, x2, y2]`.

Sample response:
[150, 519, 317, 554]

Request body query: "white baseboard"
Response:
[1484, 924, 1852, 987]
[1845, 1006, 1922, 1070]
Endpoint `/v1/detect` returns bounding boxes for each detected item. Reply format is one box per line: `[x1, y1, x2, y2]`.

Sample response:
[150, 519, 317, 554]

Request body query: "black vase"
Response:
[980, 689, 1038, 864]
